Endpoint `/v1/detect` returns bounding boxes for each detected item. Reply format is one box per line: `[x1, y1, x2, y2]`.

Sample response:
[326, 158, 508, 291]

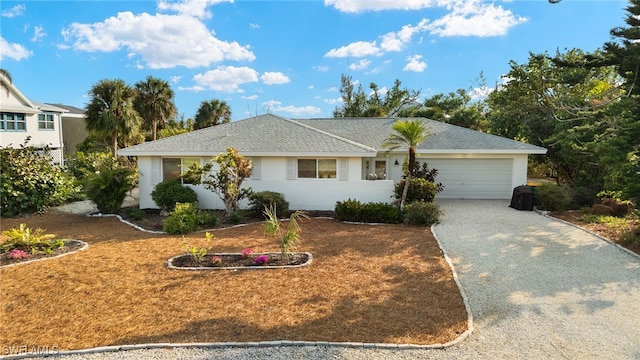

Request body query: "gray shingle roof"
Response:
[118, 115, 546, 156]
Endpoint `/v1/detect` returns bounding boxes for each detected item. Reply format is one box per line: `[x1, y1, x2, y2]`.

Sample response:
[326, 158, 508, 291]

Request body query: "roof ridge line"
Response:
[283, 117, 377, 152]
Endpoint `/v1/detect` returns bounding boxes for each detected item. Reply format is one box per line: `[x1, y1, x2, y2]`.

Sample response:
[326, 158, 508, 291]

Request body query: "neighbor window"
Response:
[162, 157, 200, 183]
[38, 113, 55, 130]
[1, 113, 26, 131]
[297, 159, 337, 179]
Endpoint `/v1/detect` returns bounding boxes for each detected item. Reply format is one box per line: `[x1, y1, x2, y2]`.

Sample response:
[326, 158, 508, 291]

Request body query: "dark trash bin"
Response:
[509, 185, 534, 211]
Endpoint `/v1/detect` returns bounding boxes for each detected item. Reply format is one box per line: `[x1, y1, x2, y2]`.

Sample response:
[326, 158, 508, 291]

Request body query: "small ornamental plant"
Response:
[241, 248, 254, 258]
[263, 204, 308, 262]
[210, 256, 222, 266]
[254, 255, 269, 265]
[9, 249, 29, 259]
[182, 232, 214, 262]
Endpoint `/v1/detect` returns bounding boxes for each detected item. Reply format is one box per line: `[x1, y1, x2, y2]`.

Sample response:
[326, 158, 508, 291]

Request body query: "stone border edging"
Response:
[87, 213, 165, 234]
[430, 223, 475, 347]
[0, 240, 89, 270]
[167, 252, 313, 270]
[538, 210, 640, 261]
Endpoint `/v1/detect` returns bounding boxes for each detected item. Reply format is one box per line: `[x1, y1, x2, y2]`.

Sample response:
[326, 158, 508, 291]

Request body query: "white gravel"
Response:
[7, 200, 640, 360]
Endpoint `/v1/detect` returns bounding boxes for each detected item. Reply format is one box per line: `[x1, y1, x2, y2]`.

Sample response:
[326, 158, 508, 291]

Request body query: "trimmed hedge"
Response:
[248, 191, 289, 218]
[151, 179, 198, 211]
[535, 183, 573, 211]
[335, 199, 403, 223]
[403, 201, 441, 226]
[394, 178, 438, 204]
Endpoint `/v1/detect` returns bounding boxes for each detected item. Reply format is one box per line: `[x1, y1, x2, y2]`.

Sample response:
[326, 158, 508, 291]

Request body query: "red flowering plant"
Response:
[241, 248, 254, 259]
[254, 255, 269, 265]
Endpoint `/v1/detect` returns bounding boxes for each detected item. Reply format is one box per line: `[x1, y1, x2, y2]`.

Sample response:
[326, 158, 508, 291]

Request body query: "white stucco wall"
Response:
[0, 113, 64, 149]
[137, 156, 395, 211]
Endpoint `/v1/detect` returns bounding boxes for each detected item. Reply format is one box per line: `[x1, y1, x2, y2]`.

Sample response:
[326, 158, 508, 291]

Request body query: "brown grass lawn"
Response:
[0, 212, 468, 351]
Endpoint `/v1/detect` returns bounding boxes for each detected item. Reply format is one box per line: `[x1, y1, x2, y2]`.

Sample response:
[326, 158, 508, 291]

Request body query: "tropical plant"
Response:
[0, 68, 12, 96]
[382, 119, 431, 210]
[84, 157, 137, 213]
[182, 232, 213, 262]
[0, 223, 64, 255]
[85, 78, 143, 155]
[193, 99, 231, 129]
[163, 202, 200, 234]
[263, 204, 309, 262]
[134, 75, 177, 141]
[183, 147, 253, 214]
[403, 201, 442, 226]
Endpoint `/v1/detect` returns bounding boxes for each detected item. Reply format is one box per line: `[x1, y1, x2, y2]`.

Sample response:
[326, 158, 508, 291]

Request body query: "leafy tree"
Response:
[85, 79, 142, 155]
[134, 75, 177, 141]
[382, 119, 430, 210]
[84, 156, 137, 213]
[194, 99, 231, 129]
[402, 89, 488, 130]
[159, 115, 194, 138]
[333, 74, 421, 118]
[183, 147, 252, 213]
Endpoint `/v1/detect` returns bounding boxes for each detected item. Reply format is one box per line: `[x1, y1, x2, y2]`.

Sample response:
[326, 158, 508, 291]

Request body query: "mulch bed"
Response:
[550, 210, 640, 255]
[169, 252, 311, 268]
[0, 240, 85, 267]
[0, 212, 468, 351]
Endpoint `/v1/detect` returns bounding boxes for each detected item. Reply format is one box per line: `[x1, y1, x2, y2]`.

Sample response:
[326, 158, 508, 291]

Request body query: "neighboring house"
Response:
[118, 114, 547, 211]
[47, 103, 88, 157]
[0, 73, 67, 166]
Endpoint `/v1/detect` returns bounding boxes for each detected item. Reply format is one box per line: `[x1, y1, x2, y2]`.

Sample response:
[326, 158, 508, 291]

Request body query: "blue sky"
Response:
[0, 0, 628, 121]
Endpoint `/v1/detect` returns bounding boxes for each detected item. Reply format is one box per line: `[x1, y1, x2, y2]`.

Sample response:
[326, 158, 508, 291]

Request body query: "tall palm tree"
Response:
[85, 79, 142, 155]
[382, 119, 430, 210]
[134, 76, 177, 141]
[194, 99, 231, 130]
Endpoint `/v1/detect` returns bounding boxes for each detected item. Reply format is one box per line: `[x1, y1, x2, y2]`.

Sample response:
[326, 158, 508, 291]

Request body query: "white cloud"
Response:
[314, 65, 329, 72]
[427, 0, 527, 37]
[61, 5, 255, 69]
[0, 36, 32, 61]
[348, 59, 371, 71]
[325, 0, 445, 13]
[324, 97, 343, 105]
[380, 18, 429, 52]
[1, 4, 25, 18]
[192, 65, 259, 92]
[177, 85, 206, 92]
[262, 100, 322, 116]
[156, 0, 232, 19]
[261, 71, 290, 85]
[326, 18, 429, 58]
[249, 23, 260, 29]
[308, 85, 315, 90]
[327, 86, 339, 92]
[31, 26, 46, 42]
[325, 41, 381, 58]
[403, 54, 427, 72]
[469, 85, 493, 99]
[242, 94, 259, 100]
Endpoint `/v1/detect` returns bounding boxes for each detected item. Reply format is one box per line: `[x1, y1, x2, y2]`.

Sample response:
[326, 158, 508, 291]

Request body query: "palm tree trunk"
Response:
[111, 130, 118, 156]
[400, 172, 411, 211]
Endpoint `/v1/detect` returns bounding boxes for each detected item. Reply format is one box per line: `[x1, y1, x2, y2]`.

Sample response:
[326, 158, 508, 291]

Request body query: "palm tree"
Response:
[85, 79, 142, 155]
[134, 76, 177, 141]
[194, 99, 231, 129]
[0, 68, 12, 96]
[382, 119, 430, 210]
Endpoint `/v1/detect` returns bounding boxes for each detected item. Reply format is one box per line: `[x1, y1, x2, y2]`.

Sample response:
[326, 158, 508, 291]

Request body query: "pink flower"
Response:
[241, 248, 254, 258]
[254, 255, 269, 265]
[211, 256, 222, 266]
[9, 249, 29, 259]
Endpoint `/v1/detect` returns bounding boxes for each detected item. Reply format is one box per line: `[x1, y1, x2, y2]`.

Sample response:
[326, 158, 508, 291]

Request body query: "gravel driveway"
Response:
[17, 200, 640, 360]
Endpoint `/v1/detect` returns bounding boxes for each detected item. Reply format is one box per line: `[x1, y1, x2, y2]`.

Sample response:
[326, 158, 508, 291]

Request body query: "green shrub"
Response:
[229, 211, 245, 225]
[571, 186, 598, 208]
[403, 201, 442, 226]
[124, 207, 145, 220]
[394, 178, 438, 204]
[535, 183, 573, 211]
[0, 223, 65, 255]
[621, 226, 640, 245]
[85, 157, 137, 213]
[248, 191, 289, 217]
[163, 202, 200, 234]
[196, 211, 218, 228]
[335, 199, 403, 223]
[151, 179, 198, 211]
[0, 141, 79, 217]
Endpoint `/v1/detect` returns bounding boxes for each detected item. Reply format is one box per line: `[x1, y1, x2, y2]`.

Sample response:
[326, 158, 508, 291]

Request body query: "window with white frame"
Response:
[1, 113, 26, 131]
[297, 159, 337, 179]
[162, 157, 200, 183]
[38, 113, 55, 130]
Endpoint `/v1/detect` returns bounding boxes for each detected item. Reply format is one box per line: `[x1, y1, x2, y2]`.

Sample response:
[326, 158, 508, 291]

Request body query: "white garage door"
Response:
[426, 158, 513, 199]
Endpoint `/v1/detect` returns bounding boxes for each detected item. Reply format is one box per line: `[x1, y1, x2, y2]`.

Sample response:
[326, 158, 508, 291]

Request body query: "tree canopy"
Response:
[194, 99, 232, 129]
[134, 75, 177, 141]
